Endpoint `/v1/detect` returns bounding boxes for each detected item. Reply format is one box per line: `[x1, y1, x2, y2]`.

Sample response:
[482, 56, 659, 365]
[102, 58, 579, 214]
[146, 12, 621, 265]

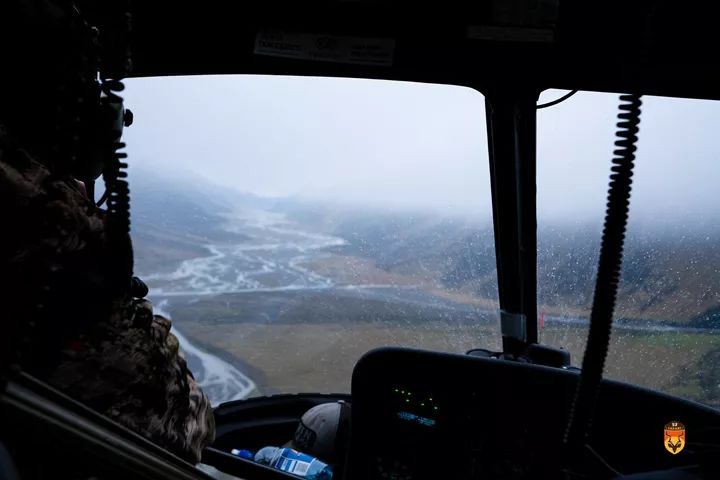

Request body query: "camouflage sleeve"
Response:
[47, 300, 215, 464]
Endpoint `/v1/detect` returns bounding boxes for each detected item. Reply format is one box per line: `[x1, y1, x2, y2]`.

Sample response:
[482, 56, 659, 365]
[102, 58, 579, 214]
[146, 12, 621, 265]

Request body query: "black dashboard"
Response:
[349, 348, 720, 479]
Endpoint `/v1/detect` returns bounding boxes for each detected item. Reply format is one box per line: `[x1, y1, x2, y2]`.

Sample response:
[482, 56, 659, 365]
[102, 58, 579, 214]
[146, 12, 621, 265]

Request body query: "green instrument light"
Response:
[434, 406, 438, 411]
[406, 399, 410, 403]
[421, 403, 425, 407]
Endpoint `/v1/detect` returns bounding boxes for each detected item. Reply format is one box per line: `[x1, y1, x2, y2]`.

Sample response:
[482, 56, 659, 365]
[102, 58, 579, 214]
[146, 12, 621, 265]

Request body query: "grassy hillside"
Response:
[130, 169, 255, 274]
[299, 207, 720, 325]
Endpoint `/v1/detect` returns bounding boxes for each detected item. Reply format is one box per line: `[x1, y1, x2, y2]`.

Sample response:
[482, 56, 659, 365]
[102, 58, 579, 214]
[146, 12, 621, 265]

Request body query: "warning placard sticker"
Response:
[254, 30, 395, 66]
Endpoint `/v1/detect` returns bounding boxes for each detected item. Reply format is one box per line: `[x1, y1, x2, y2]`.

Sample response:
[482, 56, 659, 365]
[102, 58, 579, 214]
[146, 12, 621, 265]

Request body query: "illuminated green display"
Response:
[393, 387, 439, 411]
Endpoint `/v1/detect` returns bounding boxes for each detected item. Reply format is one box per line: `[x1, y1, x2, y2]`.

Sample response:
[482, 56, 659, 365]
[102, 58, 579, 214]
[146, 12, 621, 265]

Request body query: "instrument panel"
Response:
[349, 348, 720, 479]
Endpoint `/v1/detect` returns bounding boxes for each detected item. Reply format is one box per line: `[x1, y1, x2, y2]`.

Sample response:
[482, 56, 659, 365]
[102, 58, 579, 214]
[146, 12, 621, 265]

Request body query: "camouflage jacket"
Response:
[0, 129, 215, 464]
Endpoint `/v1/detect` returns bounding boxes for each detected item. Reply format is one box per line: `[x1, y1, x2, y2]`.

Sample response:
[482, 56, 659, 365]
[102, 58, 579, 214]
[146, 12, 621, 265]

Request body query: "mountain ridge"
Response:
[128, 172, 719, 326]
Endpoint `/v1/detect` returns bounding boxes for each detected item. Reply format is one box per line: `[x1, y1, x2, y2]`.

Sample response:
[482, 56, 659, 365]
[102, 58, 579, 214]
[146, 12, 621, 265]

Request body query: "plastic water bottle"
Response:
[254, 446, 333, 480]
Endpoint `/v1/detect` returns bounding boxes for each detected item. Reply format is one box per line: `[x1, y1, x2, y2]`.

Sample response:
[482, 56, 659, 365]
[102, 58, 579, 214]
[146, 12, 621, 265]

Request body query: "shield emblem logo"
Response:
[664, 421, 685, 454]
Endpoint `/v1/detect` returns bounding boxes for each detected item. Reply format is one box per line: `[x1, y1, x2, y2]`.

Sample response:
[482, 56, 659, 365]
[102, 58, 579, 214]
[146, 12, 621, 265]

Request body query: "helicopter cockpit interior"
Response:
[2, 1, 720, 479]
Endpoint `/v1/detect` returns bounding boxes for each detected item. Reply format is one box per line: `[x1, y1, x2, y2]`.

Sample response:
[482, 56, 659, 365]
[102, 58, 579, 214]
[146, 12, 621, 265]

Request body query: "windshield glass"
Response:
[537, 90, 720, 408]
[125, 76, 499, 404]
[127, 80, 720, 409]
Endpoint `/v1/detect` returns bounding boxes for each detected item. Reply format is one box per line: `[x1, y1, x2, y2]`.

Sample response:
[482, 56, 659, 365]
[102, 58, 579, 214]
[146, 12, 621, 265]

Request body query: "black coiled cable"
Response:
[101, 78, 133, 287]
[563, 94, 642, 471]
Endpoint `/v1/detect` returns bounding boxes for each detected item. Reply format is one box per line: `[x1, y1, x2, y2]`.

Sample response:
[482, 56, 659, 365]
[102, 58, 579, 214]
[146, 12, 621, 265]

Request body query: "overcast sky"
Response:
[123, 75, 720, 223]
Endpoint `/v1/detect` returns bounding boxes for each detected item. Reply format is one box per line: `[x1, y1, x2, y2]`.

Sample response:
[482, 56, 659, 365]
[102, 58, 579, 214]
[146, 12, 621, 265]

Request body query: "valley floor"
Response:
[159, 288, 720, 408]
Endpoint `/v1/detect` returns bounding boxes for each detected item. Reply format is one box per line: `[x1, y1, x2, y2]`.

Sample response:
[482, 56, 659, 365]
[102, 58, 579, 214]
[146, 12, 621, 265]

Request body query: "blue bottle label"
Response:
[271, 448, 316, 477]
